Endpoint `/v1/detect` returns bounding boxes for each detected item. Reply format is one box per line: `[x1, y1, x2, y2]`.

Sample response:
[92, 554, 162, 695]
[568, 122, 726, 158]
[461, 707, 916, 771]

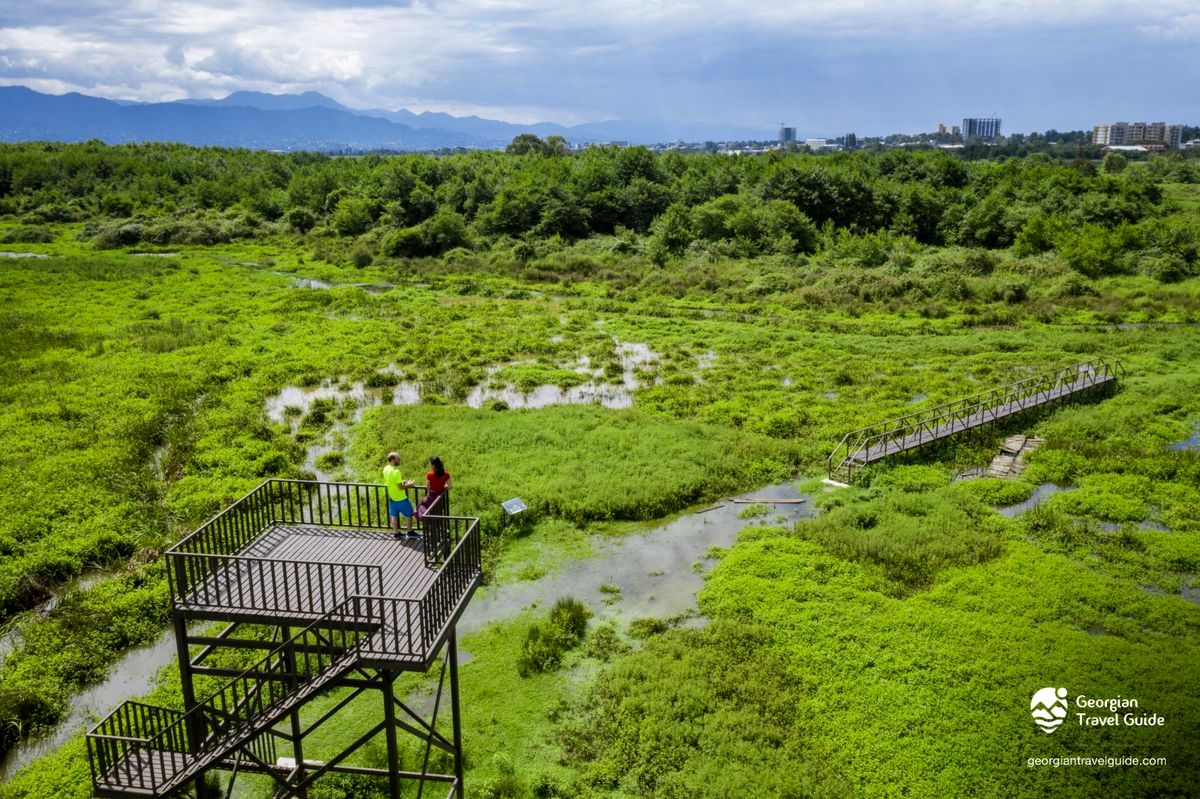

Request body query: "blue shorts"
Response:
[389, 497, 414, 518]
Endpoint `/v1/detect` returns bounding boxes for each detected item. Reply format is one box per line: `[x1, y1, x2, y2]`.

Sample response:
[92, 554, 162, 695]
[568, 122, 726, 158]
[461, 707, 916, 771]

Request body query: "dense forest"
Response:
[1, 141, 1198, 798]
[2, 140, 1198, 274]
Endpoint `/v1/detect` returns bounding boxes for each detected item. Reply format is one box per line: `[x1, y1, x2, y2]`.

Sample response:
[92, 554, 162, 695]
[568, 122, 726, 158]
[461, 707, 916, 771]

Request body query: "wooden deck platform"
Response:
[95, 751, 187, 798]
[176, 523, 439, 622]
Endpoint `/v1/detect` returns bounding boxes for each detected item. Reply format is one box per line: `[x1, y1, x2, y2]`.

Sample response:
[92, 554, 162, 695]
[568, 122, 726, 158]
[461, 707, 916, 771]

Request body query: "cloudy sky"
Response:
[0, 1, 1196, 135]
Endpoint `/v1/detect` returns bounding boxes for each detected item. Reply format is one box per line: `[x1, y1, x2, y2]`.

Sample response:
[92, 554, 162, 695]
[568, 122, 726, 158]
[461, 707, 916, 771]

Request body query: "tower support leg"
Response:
[174, 616, 209, 799]
[281, 627, 308, 798]
[382, 670, 402, 799]
[449, 631, 464, 799]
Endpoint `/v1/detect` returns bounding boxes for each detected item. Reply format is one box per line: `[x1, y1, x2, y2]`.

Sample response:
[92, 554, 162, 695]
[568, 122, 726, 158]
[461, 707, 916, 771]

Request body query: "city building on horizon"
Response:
[1092, 121, 1182, 148]
[962, 117, 1001, 142]
[935, 122, 961, 136]
[779, 126, 796, 146]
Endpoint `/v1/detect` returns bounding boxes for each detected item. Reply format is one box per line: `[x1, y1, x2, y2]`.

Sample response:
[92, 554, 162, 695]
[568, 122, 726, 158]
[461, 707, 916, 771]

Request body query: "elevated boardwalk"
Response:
[88, 479, 479, 799]
[828, 359, 1124, 482]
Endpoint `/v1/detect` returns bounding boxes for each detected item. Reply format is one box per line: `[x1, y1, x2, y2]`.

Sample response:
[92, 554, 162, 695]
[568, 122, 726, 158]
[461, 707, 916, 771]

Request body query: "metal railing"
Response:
[419, 517, 481, 645]
[87, 701, 188, 790]
[170, 554, 384, 615]
[168, 479, 448, 612]
[828, 359, 1124, 482]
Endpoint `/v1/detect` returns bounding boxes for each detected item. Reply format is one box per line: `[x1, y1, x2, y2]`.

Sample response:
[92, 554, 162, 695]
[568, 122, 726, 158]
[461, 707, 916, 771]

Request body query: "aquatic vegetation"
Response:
[736, 503, 771, 519]
[517, 597, 591, 676]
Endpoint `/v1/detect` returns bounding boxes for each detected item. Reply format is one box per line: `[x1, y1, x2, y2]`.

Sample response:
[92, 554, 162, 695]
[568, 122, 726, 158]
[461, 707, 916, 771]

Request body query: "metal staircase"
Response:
[88, 600, 373, 797]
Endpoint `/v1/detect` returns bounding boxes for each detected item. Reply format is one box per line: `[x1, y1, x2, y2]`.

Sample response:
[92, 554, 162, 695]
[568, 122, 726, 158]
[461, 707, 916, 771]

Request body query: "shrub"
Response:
[285, 206, 318, 233]
[1139, 254, 1192, 283]
[584, 622, 631, 661]
[94, 222, 145, 248]
[549, 596, 591, 641]
[381, 210, 469, 258]
[330, 196, 377, 236]
[517, 596, 591, 676]
[351, 244, 374, 269]
[0, 226, 55, 244]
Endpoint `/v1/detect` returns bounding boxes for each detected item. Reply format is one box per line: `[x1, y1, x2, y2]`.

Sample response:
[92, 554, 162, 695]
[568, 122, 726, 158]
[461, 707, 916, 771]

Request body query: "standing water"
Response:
[1169, 423, 1199, 452]
[996, 483, 1069, 517]
[459, 481, 815, 632]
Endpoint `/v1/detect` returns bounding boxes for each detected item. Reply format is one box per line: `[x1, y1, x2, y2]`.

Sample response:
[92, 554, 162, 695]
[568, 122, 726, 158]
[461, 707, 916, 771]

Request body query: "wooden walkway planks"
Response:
[265, 526, 437, 598]
[178, 524, 439, 620]
[95, 750, 189, 797]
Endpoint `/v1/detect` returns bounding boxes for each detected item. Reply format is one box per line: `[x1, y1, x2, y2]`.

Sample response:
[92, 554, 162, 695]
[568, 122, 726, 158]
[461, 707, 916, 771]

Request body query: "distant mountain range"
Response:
[0, 86, 772, 151]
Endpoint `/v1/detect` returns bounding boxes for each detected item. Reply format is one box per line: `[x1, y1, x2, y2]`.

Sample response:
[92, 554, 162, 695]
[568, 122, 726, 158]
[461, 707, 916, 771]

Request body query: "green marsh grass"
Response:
[3, 143, 1200, 796]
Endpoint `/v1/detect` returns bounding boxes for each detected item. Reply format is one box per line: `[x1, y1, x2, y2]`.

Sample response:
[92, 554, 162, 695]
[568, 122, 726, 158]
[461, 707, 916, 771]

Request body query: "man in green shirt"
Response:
[384, 452, 416, 538]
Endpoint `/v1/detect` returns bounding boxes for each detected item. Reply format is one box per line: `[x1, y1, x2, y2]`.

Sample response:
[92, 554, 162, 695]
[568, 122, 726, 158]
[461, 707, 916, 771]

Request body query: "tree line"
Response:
[1, 139, 1198, 279]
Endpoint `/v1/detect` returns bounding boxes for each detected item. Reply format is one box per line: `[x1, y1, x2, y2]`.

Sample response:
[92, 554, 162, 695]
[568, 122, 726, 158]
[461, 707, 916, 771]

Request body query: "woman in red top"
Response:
[418, 456, 452, 517]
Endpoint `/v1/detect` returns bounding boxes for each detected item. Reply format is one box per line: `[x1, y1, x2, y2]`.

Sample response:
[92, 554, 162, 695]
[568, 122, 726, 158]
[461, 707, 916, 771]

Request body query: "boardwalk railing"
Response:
[87, 701, 188, 790]
[828, 359, 1124, 482]
[421, 516, 480, 648]
[169, 553, 384, 616]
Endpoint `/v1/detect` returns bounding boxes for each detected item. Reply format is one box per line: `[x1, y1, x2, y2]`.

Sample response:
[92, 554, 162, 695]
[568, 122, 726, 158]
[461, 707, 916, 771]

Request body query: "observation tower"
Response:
[86, 479, 481, 799]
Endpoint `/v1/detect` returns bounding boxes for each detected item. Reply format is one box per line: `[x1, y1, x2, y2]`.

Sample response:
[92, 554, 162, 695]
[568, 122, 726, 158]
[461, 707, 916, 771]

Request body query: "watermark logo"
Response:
[1031, 687, 1069, 734]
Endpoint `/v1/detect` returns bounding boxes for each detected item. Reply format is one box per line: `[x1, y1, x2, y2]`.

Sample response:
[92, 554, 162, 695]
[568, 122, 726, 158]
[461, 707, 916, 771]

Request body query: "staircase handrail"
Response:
[89, 596, 376, 792]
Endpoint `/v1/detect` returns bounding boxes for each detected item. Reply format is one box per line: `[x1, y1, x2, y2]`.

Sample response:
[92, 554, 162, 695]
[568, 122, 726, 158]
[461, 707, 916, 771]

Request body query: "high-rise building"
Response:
[1094, 121, 1185, 148]
[962, 117, 1002, 142]
[779, 126, 796, 146]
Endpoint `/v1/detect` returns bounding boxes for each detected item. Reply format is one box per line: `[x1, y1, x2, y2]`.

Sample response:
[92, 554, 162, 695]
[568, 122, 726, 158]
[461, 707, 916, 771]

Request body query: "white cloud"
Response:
[1, 0, 1197, 125]
[1138, 13, 1200, 41]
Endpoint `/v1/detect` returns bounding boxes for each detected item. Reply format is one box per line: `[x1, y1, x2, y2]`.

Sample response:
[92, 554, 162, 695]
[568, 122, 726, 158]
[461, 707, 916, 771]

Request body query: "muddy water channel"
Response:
[0, 572, 113, 664]
[460, 482, 816, 633]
